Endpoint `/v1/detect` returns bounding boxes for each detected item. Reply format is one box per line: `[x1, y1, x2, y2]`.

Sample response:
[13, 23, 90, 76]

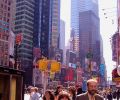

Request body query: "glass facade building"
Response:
[71, 0, 101, 68]
[34, 0, 60, 58]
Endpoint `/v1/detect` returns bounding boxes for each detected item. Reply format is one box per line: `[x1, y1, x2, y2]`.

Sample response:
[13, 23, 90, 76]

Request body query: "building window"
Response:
[8, 1, 11, 5]
[1, 4, 3, 8]
[8, 13, 10, 17]
[8, 7, 10, 11]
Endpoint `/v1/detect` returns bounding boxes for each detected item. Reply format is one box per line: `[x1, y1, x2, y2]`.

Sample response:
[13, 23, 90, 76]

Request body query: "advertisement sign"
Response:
[69, 51, 76, 63]
[33, 47, 41, 67]
[55, 48, 63, 63]
[99, 64, 105, 77]
[76, 67, 83, 85]
[112, 68, 120, 82]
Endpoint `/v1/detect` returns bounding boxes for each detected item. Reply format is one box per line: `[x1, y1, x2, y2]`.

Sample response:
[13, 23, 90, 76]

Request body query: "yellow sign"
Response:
[112, 77, 120, 82]
[50, 61, 60, 72]
[38, 59, 48, 71]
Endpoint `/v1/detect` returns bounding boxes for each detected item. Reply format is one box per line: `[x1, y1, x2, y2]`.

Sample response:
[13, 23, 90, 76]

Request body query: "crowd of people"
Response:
[103, 89, 120, 100]
[24, 79, 120, 100]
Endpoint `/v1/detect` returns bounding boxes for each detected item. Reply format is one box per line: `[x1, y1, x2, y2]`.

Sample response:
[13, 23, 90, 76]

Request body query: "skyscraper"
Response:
[15, 0, 35, 84]
[71, 0, 80, 52]
[60, 20, 65, 64]
[60, 20, 65, 51]
[71, 0, 101, 68]
[34, 0, 60, 58]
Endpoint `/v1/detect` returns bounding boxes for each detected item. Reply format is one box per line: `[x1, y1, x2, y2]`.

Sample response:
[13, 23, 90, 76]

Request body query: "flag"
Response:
[8, 30, 15, 56]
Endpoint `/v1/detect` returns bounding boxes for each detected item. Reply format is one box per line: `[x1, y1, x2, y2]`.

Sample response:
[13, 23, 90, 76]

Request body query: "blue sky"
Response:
[60, 0, 117, 80]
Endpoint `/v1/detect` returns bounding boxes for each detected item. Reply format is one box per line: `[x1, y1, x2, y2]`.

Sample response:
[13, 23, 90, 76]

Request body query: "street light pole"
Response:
[14, 44, 18, 69]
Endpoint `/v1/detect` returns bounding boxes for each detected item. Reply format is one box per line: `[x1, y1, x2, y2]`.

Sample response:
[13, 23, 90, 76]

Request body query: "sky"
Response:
[60, 0, 117, 80]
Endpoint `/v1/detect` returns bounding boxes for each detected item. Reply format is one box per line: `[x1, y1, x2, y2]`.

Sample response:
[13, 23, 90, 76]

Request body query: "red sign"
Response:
[16, 33, 23, 45]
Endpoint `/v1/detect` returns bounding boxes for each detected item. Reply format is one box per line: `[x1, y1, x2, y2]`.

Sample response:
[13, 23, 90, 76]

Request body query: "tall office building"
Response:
[71, 0, 99, 52]
[71, 0, 101, 68]
[71, 0, 80, 52]
[60, 20, 65, 51]
[79, 11, 100, 66]
[34, 0, 60, 58]
[78, 0, 98, 16]
[117, 0, 120, 65]
[0, 0, 16, 66]
[15, 0, 35, 84]
[60, 20, 65, 64]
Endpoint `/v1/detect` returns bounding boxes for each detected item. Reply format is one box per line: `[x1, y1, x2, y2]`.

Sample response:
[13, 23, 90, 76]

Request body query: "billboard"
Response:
[67, 50, 77, 68]
[112, 68, 120, 82]
[55, 48, 63, 63]
[99, 64, 105, 77]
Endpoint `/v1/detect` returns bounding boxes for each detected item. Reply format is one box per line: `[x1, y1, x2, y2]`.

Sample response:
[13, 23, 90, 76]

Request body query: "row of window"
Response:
[0, 15, 10, 23]
[0, 55, 9, 66]
[16, 10, 34, 19]
[17, 0, 34, 6]
[23, 39, 33, 45]
[15, 19, 33, 27]
[16, 1, 34, 10]
[15, 26, 33, 33]
[2, 0, 11, 5]
[0, 41, 8, 49]
[16, 5, 34, 14]
[24, 34, 33, 41]
[0, 32, 9, 40]
[0, 25, 9, 31]
[15, 29, 33, 35]
[1, 3, 11, 12]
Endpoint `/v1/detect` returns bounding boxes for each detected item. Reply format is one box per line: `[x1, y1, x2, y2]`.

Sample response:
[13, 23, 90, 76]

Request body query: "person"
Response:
[24, 86, 33, 100]
[54, 85, 63, 100]
[116, 89, 120, 100]
[112, 90, 117, 99]
[43, 90, 55, 100]
[30, 87, 40, 100]
[68, 86, 76, 100]
[76, 87, 83, 95]
[76, 79, 104, 100]
[58, 91, 71, 100]
[107, 91, 113, 100]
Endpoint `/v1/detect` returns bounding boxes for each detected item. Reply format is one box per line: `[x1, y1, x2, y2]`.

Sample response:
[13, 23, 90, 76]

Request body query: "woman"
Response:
[43, 90, 55, 100]
[54, 85, 63, 100]
[68, 86, 76, 100]
[58, 91, 71, 100]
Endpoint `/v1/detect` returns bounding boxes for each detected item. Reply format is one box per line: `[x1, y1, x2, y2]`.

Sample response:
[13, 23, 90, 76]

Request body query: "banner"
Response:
[8, 30, 15, 56]
[99, 64, 105, 77]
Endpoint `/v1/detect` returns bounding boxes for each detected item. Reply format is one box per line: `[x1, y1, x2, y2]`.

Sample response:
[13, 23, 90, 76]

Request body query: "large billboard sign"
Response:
[112, 67, 120, 82]
[99, 64, 105, 77]
[55, 48, 63, 63]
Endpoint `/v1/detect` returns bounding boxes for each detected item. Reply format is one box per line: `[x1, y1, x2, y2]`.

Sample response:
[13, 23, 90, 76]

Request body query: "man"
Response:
[76, 79, 104, 100]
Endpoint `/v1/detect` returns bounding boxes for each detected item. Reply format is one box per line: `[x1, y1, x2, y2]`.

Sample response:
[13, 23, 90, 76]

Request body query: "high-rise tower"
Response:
[71, 0, 80, 52]
[71, 0, 101, 68]
[15, 0, 35, 84]
[34, 0, 60, 58]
